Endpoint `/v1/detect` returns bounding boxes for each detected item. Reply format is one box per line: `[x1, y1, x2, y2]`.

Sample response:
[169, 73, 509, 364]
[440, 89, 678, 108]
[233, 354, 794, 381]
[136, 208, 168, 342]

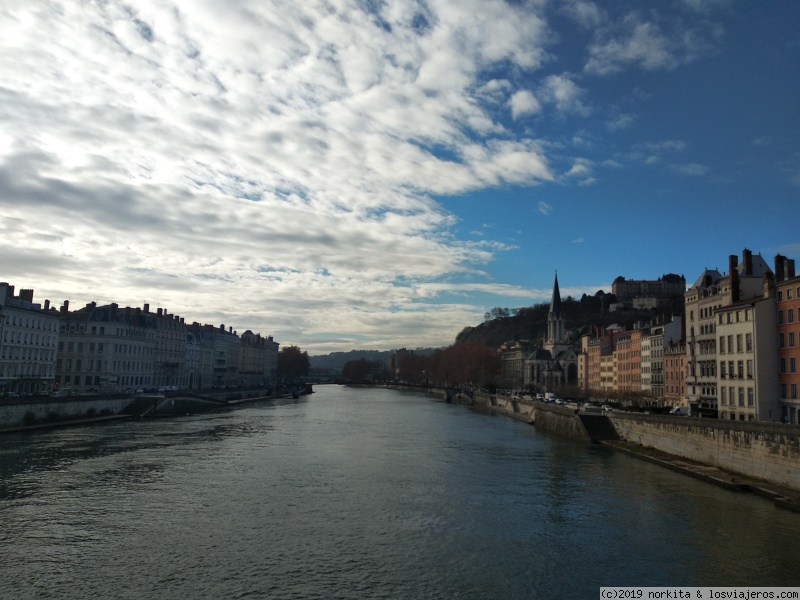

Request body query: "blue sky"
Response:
[0, 0, 798, 353]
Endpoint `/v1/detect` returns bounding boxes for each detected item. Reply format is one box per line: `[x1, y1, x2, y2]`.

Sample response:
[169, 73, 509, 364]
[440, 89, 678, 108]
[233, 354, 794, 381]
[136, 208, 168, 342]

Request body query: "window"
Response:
[793, 384, 798, 400]
[792, 358, 797, 374]
[738, 388, 745, 406]
[736, 334, 743, 353]
[791, 332, 796, 348]
[720, 362, 727, 378]
[746, 333, 753, 352]
[727, 336, 734, 353]
[738, 361, 744, 378]
[721, 388, 727, 405]
[778, 291, 784, 301]
[790, 309, 795, 323]
[747, 360, 753, 378]
[781, 383, 788, 399]
[780, 333, 785, 348]
[747, 388, 754, 406]
[729, 361, 735, 378]
[781, 358, 787, 373]
[788, 288, 794, 300]
[778, 310, 784, 324]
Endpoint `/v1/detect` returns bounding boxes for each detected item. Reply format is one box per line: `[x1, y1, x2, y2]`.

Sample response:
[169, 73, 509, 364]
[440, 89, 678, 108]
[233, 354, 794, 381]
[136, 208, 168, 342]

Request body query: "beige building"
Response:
[685, 248, 771, 417]
[716, 277, 779, 421]
[56, 301, 156, 393]
[0, 284, 60, 395]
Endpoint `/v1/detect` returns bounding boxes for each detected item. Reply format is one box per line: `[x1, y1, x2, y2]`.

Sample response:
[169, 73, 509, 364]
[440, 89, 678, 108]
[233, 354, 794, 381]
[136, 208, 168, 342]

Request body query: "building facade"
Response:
[715, 279, 779, 422]
[685, 249, 772, 417]
[0, 284, 60, 395]
[775, 255, 800, 423]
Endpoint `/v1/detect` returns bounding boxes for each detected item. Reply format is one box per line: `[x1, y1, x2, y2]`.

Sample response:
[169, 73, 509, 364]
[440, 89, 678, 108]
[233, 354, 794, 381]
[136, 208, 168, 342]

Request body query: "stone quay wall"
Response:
[609, 413, 800, 491]
[0, 397, 135, 428]
[470, 391, 800, 491]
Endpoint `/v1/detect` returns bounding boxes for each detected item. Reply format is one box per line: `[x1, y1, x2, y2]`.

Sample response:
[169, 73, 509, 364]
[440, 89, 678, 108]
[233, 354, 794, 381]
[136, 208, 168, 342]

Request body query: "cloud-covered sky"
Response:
[1, 0, 798, 353]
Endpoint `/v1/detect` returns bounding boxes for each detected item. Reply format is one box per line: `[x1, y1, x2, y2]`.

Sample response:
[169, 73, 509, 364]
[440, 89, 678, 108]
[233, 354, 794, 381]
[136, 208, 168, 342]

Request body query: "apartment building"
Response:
[56, 301, 156, 393]
[239, 330, 279, 387]
[0, 284, 60, 395]
[775, 254, 800, 423]
[685, 249, 771, 417]
[715, 277, 779, 421]
[663, 342, 687, 407]
[615, 328, 642, 394]
[151, 306, 187, 390]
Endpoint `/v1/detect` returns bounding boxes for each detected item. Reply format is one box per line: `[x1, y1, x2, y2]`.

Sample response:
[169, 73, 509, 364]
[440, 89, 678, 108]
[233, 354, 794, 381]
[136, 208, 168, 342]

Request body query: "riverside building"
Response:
[684, 248, 771, 417]
[56, 301, 156, 394]
[0, 284, 60, 395]
[775, 254, 800, 423]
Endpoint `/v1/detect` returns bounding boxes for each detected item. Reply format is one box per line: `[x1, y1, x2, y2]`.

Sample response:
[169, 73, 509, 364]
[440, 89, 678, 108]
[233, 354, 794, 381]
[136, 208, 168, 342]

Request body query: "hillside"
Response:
[309, 348, 438, 371]
[456, 293, 685, 348]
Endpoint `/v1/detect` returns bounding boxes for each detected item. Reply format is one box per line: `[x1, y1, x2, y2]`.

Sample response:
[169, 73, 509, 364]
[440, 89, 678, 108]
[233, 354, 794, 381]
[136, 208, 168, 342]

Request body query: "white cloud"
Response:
[509, 90, 541, 120]
[0, 0, 562, 352]
[584, 12, 720, 75]
[537, 201, 553, 215]
[539, 74, 591, 115]
[671, 162, 710, 176]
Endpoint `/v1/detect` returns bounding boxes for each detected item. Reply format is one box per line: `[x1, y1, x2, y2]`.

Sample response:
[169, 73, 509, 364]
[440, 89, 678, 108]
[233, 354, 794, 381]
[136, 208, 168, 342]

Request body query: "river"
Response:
[2, 385, 799, 599]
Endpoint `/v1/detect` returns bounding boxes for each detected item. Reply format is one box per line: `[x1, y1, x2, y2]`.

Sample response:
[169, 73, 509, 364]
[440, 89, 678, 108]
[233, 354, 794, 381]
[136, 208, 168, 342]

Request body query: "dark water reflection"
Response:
[1, 386, 799, 599]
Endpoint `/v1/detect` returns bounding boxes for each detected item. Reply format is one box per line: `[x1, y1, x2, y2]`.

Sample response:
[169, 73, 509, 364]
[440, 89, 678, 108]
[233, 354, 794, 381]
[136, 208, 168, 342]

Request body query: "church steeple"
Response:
[545, 271, 565, 350]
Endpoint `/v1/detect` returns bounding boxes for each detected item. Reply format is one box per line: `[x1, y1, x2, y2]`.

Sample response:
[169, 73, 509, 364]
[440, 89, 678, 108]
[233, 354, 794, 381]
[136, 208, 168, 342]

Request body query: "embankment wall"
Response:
[470, 391, 800, 490]
[0, 397, 134, 428]
[609, 413, 800, 491]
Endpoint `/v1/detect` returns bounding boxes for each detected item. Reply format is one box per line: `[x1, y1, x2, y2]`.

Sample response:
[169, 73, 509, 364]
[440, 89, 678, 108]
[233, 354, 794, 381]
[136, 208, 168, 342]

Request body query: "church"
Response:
[499, 273, 579, 393]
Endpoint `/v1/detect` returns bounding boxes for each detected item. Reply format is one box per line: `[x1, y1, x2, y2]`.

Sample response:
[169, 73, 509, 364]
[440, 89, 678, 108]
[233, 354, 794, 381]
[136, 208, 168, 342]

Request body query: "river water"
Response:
[2, 386, 799, 599]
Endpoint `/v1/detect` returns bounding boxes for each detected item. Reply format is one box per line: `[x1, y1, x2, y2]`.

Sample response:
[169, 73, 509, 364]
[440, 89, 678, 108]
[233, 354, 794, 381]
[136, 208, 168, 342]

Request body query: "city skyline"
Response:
[1, 1, 798, 354]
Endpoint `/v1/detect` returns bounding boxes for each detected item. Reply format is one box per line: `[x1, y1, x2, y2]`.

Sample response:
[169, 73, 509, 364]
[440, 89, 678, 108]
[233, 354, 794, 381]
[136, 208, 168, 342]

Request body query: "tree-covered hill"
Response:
[456, 292, 685, 348]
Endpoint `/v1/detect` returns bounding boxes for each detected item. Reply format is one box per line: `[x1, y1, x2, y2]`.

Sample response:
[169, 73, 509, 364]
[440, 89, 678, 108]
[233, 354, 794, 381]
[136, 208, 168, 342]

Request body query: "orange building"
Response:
[775, 255, 800, 423]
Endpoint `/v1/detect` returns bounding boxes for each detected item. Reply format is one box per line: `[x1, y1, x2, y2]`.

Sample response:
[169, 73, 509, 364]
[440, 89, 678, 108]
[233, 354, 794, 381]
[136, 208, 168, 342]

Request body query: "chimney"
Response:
[158, 308, 163, 316]
[229, 326, 233, 333]
[763, 271, 774, 298]
[775, 254, 786, 281]
[742, 248, 753, 276]
[144, 303, 150, 313]
[44, 299, 50, 311]
[729, 254, 740, 302]
[19, 289, 34, 303]
[788, 259, 796, 280]
[61, 300, 70, 314]
[220, 324, 225, 331]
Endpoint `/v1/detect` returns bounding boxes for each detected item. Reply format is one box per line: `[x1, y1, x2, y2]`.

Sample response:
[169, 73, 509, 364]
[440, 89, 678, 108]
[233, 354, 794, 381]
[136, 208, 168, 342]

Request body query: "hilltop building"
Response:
[612, 273, 686, 307]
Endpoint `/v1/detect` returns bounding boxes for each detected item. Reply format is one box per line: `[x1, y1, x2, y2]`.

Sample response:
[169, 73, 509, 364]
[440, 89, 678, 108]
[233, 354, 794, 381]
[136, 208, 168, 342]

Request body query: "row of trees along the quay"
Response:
[277, 345, 310, 385]
[341, 342, 501, 391]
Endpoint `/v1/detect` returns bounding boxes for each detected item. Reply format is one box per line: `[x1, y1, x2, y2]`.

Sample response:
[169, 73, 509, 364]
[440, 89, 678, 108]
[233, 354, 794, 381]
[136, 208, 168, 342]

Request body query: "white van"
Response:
[669, 406, 689, 416]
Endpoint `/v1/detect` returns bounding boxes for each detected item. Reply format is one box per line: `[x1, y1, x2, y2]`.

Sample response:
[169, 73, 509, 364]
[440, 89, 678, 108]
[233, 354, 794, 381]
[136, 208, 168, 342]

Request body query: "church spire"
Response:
[545, 271, 565, 349]
[549, 271, 562, 319]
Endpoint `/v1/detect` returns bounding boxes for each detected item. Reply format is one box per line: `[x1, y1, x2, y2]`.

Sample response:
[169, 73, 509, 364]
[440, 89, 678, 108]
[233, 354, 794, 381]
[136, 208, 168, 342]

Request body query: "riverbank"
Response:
[0, 386, 312, 433]
[459, 389, 800, 512]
